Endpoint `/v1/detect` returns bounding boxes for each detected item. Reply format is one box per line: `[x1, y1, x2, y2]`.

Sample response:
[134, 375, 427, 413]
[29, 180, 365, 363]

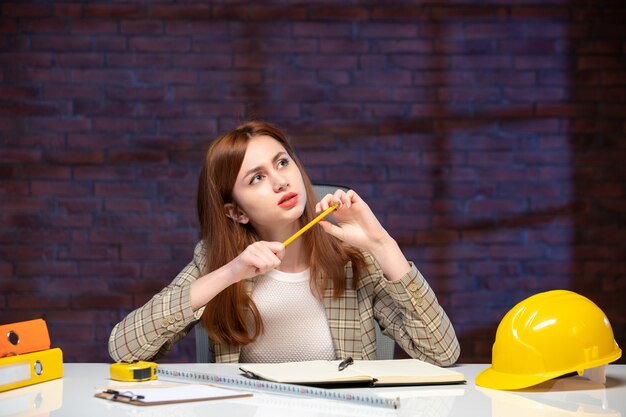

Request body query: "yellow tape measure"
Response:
[110, 361, 158, 382]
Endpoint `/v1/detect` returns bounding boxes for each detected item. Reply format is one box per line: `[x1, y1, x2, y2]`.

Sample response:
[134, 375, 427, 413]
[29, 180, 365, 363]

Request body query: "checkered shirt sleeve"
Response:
[108, 242, 206, 362]
[363, 253, 460, 366]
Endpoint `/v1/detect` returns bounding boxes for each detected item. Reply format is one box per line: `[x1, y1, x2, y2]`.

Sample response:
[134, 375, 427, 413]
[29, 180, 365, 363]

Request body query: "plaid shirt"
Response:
[109, 242, 460, 366]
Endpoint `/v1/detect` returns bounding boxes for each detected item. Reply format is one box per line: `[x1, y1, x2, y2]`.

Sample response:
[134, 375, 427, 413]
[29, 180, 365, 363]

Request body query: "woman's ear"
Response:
[223, 203, 250, 224]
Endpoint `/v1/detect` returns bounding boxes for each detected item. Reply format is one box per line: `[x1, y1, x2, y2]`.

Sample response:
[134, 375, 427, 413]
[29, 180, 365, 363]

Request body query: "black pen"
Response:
[337, 357, 353, 371]
[104, 389, 144, 401]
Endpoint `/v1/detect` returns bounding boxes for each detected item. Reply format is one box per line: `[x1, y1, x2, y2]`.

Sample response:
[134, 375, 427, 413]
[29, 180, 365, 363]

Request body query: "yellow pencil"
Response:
[282, 203, 339, 246]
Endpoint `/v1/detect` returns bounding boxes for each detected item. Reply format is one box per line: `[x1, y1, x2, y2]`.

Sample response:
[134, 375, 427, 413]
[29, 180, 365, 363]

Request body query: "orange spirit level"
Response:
[0, 318, 50, 357]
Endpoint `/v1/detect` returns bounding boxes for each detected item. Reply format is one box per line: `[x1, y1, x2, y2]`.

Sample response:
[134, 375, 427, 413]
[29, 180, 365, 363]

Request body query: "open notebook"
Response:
[240, 359, 465, 387]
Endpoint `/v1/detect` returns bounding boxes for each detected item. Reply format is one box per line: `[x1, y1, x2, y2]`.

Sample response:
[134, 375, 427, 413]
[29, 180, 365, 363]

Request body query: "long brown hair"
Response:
[197, 121, 366, 346]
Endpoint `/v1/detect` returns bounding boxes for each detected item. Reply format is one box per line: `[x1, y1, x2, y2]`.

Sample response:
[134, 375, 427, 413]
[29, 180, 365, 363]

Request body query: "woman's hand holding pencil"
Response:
[316, 189, 411, 282]
[314, 189, 389, 253]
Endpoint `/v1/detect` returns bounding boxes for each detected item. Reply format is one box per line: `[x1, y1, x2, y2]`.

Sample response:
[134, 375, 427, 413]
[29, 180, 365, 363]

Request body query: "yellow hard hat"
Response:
[476, 290, 622, 390]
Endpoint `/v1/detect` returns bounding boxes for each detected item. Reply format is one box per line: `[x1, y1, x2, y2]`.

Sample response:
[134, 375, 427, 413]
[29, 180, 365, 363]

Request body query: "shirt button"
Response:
[415, 297, 424, 306]
[160, 319, 168, 328]
[168, 316, 176, 324]
[408, 282, 418, 292]
[175, 313, 183, 321]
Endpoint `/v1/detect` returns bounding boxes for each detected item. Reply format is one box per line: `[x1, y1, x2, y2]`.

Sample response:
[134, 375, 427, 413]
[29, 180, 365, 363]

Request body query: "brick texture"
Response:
[1, 1, 625, 365]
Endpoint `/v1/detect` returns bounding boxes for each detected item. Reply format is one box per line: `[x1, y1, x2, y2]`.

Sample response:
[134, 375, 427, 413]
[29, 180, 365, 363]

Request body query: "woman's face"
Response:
[226, 135, 307, 241]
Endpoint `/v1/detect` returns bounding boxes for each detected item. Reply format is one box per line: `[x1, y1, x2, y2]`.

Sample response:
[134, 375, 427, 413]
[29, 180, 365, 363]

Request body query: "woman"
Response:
[108, 121, 460, 366]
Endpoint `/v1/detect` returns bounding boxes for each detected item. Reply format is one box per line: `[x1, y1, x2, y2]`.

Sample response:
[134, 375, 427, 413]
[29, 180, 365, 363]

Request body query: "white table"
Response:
[1, 363, 625, 417]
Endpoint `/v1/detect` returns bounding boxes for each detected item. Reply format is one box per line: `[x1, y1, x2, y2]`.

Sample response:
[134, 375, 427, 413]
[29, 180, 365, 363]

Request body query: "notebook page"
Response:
[352, 359, 464, 383]
[240, 360, 370, 383]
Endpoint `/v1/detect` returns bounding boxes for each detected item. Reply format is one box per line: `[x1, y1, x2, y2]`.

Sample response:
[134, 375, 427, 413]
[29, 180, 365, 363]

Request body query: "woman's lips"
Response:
[278, 193, 298, 208]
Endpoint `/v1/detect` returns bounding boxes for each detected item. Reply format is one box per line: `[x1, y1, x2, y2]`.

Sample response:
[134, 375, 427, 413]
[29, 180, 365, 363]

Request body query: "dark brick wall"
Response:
[1, 1, 624, 364]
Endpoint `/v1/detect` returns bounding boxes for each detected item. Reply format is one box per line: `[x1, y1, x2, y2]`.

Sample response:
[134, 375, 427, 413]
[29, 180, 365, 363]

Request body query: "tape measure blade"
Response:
[155, 367, 399, 410]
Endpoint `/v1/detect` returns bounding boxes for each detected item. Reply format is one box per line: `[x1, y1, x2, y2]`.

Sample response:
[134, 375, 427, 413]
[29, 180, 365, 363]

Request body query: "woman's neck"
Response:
[277, 239, 309, 273]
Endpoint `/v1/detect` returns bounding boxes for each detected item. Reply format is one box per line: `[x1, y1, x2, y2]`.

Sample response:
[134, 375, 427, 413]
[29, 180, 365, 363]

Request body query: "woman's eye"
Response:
[277, 159, 289, 168]
[250, 174, 262, 185]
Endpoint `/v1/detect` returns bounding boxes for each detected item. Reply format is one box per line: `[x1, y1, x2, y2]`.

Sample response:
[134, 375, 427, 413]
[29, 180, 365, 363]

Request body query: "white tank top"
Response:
[239, 268, 337, 363]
